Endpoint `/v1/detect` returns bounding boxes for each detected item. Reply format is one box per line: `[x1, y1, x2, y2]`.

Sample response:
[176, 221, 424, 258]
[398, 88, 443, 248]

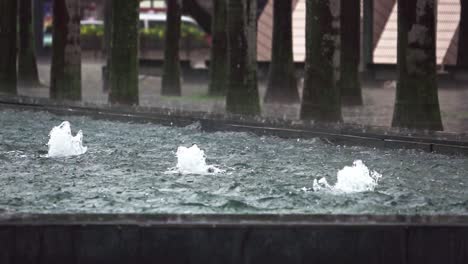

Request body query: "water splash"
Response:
[169, 144, 223, 174]
[47, 121, 87, 157]
[313, 160, 382, 193]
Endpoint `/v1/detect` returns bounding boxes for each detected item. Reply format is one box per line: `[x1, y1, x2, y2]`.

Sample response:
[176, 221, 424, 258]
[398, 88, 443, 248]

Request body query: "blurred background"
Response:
[2, 0, 468, 132]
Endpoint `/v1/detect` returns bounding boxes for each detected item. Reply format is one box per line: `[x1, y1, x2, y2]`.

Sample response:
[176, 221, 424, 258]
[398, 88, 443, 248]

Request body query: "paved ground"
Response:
[14, 59, 468, 133]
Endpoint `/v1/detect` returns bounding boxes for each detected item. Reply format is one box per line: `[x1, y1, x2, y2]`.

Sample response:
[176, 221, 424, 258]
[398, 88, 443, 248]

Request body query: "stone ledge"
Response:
[1, 96, 467, 156]
[1, 213, 467, 226]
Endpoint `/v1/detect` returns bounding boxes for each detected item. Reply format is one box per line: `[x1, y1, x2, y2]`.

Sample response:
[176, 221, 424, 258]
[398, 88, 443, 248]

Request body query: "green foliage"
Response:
[140, 26, 165, 38]
[80, 24, 104, 36]
[74, 20, 206, 40]
[181, 23, 204, 39]
[139, 22, 204, 41]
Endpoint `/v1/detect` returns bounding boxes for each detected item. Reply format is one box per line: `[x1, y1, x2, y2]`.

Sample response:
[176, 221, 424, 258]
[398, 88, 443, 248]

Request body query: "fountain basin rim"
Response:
[1, 213, 467, 227]
[0, 97, 467, 156]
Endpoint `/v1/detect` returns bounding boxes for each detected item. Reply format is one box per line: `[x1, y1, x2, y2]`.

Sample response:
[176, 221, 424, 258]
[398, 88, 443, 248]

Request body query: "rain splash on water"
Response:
[2, 110, 467, 214]
[47, 121, 87, 157]
[313, 160, 382, 193]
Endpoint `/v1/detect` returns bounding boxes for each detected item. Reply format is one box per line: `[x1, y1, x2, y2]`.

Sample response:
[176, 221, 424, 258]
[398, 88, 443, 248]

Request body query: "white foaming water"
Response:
[313, 160, 382, 193]
[171, 144, 222, 174]
[47, 121, 87, 157]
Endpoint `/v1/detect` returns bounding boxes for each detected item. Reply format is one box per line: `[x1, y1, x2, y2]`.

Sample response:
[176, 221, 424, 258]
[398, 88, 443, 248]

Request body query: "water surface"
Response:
[0, 109, 467, 214]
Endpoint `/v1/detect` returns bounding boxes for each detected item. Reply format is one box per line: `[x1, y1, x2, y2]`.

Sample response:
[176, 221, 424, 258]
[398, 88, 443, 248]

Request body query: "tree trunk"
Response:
[18, 0, 41, 88]
[109, 0, 139, 105]
[162, 0, 182, 96]
[458, 0, 468, 67]
[300, 0, 342, 122]
[392, 0, 443, 130]
[339, 0, 362, 105]
[362, 0, 374, 68]
[0, 0, 17, 94]
[264, 0, 299, 104]
[208, 0, 228, 96]
[102, 0, 112, 92]
[34, 0, 44, 56]
[226, 0, 261, 115]
[50, 0, 81, 101]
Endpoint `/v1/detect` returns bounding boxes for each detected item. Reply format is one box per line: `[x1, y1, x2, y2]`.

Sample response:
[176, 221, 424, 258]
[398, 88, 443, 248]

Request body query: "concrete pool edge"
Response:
[1, 95, 468, 156]
[1, 213, 468, 227]
[1, 213, 467, 263]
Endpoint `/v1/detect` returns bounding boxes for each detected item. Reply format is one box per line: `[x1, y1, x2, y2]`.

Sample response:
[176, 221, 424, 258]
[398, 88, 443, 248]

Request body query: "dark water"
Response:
[0, 109, 467, 214]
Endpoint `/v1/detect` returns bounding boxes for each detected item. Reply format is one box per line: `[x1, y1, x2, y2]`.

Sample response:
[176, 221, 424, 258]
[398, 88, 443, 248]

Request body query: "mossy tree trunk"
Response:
[339, 0, 362, 105]
[18, 0, 40, 88]
[208, 0, 228, 96]
[362, 0, 374, 68]
[102, 0, 112, 92]
[264, 0, 299, 104]
[162, 0, 182, 96]
[458, 0, 468, 67]
[300, 0, 342, 122]
[0, 0, 17, 94]
[109, 0, 139, 105]
[50, 0, 81, 101]
[34, 0, 44, 56]
[226, 0, 261, 115]
[392, 0, 443, 130]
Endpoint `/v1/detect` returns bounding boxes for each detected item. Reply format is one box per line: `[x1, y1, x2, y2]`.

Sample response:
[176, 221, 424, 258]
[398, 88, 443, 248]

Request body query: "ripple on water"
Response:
[0, 109, 467, 215]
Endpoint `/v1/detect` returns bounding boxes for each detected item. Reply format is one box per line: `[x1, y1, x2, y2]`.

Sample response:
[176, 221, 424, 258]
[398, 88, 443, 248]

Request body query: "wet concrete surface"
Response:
[13, 60, 468, 133]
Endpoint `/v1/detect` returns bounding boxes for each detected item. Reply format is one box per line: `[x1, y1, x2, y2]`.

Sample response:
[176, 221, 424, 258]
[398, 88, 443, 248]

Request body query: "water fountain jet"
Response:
[47, 121, 87, 157]
[168, 144, 223, 175]
[313, 160, 382, 193]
